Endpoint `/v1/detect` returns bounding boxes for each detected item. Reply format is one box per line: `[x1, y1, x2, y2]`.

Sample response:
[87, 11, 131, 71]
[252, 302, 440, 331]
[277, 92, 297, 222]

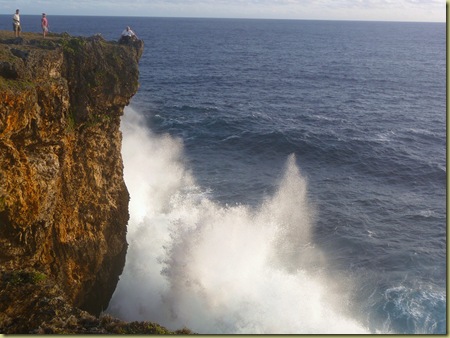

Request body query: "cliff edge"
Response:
[0, 31, 143, 332]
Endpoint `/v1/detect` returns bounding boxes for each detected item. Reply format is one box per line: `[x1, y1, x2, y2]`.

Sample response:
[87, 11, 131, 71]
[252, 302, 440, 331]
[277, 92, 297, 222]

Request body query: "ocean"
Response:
[1, 15, 446, 334]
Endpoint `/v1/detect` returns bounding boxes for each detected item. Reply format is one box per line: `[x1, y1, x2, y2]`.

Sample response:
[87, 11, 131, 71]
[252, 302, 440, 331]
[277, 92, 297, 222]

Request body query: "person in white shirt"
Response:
[121, 26, 136, 38]
[13, 9, 21, 37]
[119, 26, 138, 44]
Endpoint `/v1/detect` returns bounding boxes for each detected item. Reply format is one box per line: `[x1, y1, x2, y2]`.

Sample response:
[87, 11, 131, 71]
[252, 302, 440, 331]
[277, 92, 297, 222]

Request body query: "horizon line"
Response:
[0, 13, 444, 24]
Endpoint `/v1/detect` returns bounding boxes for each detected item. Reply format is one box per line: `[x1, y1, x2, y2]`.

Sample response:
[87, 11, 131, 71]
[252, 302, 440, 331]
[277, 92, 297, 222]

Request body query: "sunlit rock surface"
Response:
[0, 31, 151, 333]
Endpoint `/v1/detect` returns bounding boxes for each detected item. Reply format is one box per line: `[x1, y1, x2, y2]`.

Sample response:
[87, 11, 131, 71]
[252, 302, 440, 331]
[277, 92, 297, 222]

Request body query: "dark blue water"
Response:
[133, 19, 446, 334]
[2, 16, 445, 334]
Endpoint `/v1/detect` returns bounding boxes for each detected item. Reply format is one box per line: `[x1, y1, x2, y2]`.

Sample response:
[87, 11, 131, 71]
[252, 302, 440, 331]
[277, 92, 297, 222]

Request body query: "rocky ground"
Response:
[0, 269, 193, 334]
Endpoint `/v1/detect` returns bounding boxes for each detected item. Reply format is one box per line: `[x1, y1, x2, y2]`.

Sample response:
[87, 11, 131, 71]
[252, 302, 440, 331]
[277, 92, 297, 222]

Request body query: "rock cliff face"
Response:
[0, 30, 143, 326]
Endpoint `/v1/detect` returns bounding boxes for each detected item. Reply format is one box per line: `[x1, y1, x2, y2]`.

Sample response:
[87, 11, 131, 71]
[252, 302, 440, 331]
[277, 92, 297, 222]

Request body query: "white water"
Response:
[106, 107, 369, 334]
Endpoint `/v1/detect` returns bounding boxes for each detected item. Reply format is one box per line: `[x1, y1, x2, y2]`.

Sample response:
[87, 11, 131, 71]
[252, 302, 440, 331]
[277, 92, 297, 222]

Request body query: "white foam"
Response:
[107, 107, 369, 334]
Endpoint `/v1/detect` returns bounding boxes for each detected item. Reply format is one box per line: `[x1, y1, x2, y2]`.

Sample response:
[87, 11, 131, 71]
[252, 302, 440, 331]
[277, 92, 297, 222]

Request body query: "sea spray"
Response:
[107, 107, 369, 334]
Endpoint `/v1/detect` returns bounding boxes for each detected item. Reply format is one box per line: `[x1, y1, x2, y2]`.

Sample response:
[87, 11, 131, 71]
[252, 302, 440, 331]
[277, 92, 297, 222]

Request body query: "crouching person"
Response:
[119, 26, 138, 44]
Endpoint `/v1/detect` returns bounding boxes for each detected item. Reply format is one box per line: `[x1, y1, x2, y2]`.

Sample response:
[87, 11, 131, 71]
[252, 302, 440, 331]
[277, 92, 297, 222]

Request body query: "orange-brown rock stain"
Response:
[0, 32, 142, 321]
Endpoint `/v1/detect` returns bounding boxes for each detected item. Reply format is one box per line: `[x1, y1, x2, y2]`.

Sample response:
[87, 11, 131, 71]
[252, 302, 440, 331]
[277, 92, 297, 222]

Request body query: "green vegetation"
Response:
[0, 195, 6, 212]
[66, 110, 77, 133]
[0, 48, 17, 63]
[98, 314, 195, 334]
[98, 314, 194, 334]
[87, 112, 113, 127]
[33, 38, 58, 49]
[0, 77, 34, 92]
[2, 270, 47, 285]
[86, 68, 108, 88]
[31, 272, 47, 283]
[61, 37, 86, 56]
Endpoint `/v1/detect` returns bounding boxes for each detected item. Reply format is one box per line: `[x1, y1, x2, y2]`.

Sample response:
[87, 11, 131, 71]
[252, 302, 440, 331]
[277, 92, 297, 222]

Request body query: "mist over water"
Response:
[107, 107, 370, 334]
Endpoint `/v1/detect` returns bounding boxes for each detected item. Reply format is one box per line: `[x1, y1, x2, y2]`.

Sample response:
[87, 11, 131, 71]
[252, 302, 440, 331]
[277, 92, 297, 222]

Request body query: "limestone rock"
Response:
[0, 31, 143, 322]
[0, 269, 190, 334]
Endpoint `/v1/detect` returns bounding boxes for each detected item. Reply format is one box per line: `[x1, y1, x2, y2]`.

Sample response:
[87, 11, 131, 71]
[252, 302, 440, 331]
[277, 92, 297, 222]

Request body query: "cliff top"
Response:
[0, 30, 143, 51]
[0, 30, 143, 93]
[0, 30, 143, 125]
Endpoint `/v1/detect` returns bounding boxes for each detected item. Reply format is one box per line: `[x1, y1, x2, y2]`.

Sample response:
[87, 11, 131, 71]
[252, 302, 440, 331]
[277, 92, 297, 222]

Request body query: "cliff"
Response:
[0, 31, 144, 332]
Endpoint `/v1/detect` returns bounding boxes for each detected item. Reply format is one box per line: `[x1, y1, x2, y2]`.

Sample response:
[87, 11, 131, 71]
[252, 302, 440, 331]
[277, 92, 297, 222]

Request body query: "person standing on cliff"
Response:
[41, 13, 49, 38]
[13, 9, 21, 37]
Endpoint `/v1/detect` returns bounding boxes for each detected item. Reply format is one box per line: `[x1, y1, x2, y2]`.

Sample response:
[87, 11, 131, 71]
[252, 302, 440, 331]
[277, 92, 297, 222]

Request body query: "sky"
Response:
[0, 0, 446, 22]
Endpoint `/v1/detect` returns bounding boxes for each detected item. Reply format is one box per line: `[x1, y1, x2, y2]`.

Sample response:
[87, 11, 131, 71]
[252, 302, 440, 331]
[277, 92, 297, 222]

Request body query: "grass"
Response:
[2, 270, 47, 285]
[61, 36, 86, 56]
